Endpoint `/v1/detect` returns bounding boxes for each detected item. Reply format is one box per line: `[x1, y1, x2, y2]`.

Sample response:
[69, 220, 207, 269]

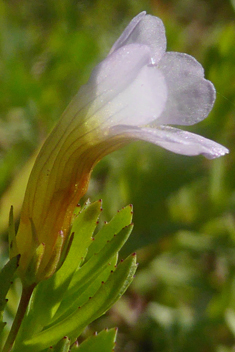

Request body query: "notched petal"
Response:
[156, 52, 216, 125]
[110, 13, 166, 64]
[109, 11, 147, 54]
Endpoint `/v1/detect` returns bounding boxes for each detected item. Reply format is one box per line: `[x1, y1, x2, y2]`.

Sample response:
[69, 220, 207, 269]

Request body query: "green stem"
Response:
[2, 285, 35, 352]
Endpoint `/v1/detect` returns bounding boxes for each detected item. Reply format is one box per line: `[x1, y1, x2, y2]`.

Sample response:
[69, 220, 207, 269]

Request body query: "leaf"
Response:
[13, 201, 102, 349]
[0, 255, 20, 336]
[12, 203, 135, 352]
[86, 205, 133, 260]
[57, 200, 102, 279]
[67, 223, 133, 297]
[76, 328, 117, 352]
[49, 255, 117, 326]
[46, 336, 71, 352]
[51, 225, 133, 324]
[70, 341, 79, 350]
[22, 253, 137, 351]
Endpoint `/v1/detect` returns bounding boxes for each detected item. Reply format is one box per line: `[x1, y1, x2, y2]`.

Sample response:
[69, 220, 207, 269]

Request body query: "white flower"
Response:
[13, 12, 228, 284]
[81, 11, 228, 158]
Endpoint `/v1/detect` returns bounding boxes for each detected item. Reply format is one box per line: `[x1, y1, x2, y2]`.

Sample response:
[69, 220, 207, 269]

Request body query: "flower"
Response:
[11, 11, 228, 285]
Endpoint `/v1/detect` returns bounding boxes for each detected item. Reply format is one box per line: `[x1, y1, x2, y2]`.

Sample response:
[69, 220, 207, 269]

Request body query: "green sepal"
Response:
[22, 253, 137, 351]
[23, 242, 45, 286]
[39, 231, 65, 281]
[76, 328, 117, 352]
[12, 201, 102, 348]
[0, 255, 20, 336]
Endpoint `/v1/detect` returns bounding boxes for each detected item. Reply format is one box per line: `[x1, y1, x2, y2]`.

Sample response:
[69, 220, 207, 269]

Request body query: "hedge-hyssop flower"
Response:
[11, 12, 228, 285]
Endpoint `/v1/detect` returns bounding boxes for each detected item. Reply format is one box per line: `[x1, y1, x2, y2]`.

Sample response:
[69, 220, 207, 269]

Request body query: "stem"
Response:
[2, 285, 35, 352]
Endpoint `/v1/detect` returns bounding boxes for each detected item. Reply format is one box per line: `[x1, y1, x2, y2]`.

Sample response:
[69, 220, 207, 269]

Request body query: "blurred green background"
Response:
[0, 0, 235, 351]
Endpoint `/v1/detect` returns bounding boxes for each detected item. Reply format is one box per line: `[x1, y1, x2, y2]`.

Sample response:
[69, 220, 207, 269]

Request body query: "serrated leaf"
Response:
[13, 201, 102, 347]
[49, 256, 117, 326]
[86, 205, 133, 261]
[22, 254, 137, 351]
[67, 224, 133, 295]
[76, 328, 117, 352]
[51, 225, 133, 324]
[0, 255, 20, 336]
[52, 336, 71, 352]
[57, 200, 102, 279]
[70, 341, 79, 350]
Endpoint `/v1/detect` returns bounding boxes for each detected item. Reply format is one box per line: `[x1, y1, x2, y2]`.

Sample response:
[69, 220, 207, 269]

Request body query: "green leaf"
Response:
[51, 225, 133, 324]
[67, 223, 133, 297]
[50, 255, 117, 326]
[70, 341, 79, 350]
[57, 200, 102, 279]
[0, 255, 20, 336]
[22, 253, 137, 351]
[13, 203, 134, 352]
[46, 336, 71, 352]
[13, 201, 102, 348]
[76, 328, 117, 352]
[86, 205, 133, 260]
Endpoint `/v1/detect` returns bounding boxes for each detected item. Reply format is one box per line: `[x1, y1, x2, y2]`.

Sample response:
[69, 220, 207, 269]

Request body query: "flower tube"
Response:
[11, 11, 228, 285]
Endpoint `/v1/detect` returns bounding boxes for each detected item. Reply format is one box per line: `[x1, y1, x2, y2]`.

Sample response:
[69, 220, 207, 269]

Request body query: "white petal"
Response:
[82, 44, 167, 127]
[155, 52, 216, 125]
[109, 12, 146, 54]
[110, 125, 229, 159]
[62, 44, 152, 130]
[110, 13, 166, 64]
